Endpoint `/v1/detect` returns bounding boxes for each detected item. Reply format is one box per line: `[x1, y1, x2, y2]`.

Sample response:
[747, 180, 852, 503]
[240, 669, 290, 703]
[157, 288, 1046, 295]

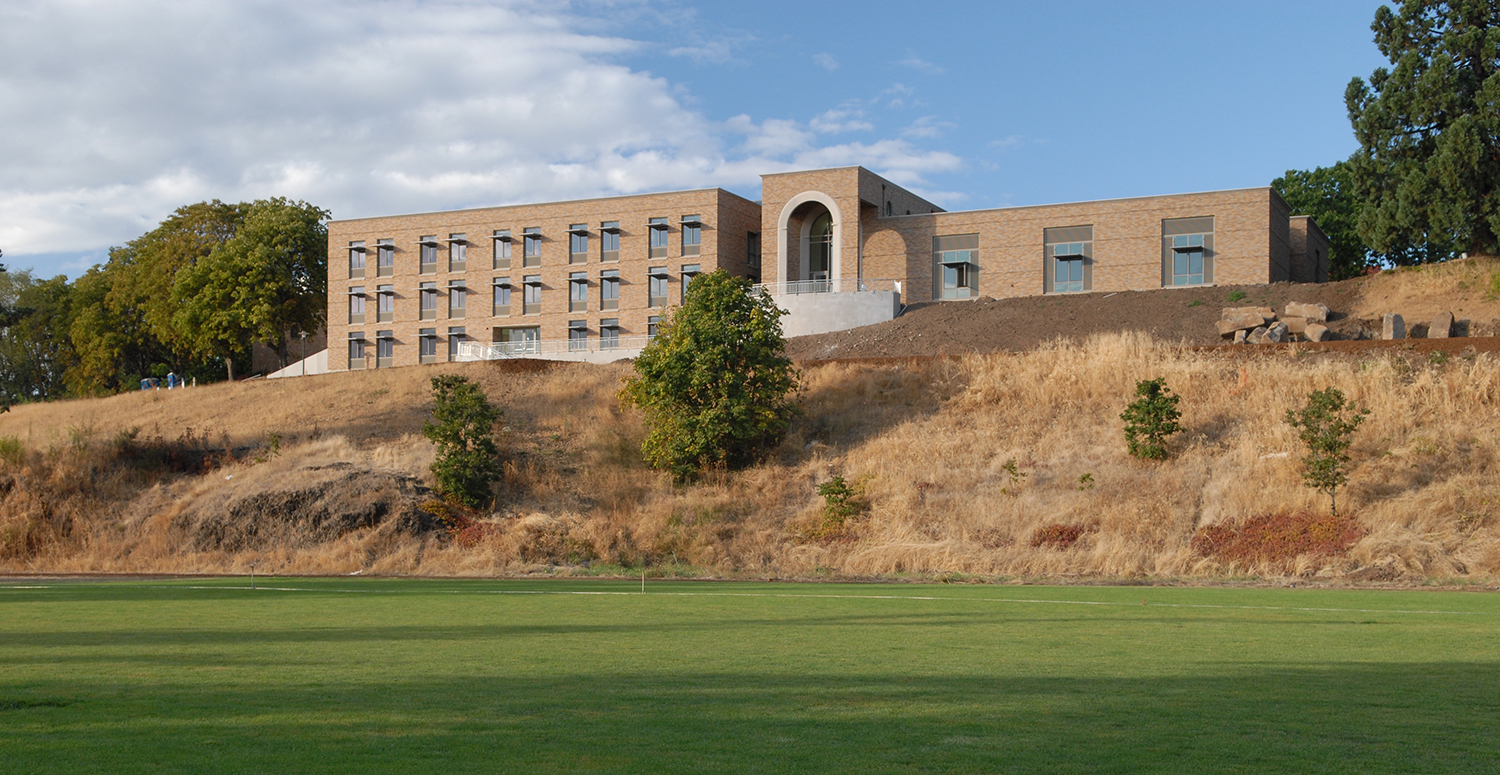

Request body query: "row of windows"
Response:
[347, 215, 728, 279]
[346, 318, 663, 369]
[932, 217, 1215, 298]
[346, 265, 702, 324]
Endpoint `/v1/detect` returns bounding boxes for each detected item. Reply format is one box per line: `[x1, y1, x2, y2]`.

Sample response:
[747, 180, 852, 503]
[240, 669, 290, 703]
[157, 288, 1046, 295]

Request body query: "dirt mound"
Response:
[172, 465, 439, 552]
[786, 258, 1500, 361]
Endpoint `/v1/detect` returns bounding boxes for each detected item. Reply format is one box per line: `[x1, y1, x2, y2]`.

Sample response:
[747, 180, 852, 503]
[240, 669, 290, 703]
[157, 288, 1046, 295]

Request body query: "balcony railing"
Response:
[458, 335, 652, 361]
[752, 278, 900, 296]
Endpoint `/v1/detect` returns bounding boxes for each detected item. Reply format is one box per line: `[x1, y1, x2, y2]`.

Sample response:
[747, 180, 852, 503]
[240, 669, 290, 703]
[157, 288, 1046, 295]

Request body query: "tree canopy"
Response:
[620, 270, 799, 481]
[1272, 162, 1373, 279]
[0, 196, 328, 401]
[1346, 0, 1500, 259]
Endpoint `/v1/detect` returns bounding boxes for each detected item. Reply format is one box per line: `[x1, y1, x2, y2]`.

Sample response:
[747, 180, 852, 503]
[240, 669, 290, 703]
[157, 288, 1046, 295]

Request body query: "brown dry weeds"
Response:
[1, 331, 1498, 583]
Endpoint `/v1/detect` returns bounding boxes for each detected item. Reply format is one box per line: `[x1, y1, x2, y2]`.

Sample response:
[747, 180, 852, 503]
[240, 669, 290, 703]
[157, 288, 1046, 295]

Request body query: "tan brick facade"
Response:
[325, 166, 1323, 371]
[326, 188, 760, 372]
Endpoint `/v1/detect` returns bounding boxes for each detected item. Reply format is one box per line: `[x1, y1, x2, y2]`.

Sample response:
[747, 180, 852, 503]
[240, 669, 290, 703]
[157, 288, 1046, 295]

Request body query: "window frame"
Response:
[569, 271, 588, 312]
[419, 327, 439, 364]
[419, 281, 438, 321]
[492, 277, 512, 316]
[375, 330, 394, 369]
[418, 236, 439, 274]
[447, 234, 467, 272]
[600, 318, 620, 350]
[348, 241, 367, 279]
[348, 286, 366, 324]
[600, 221, 620, 262]
[376, 284, 395, 323]
[522, 227, 541, 267]
[648, 267, 669, 308]
[447, 326, 465, 362]
[522, 275, 542, 315]
[680, 263, 701, 304]
[600, 269, 620, 310]
[648, 217, 669, 258]
[492, 230, 512, 270]
[1162, 217, 1215, 287]
[448, 280, 467, 318]
[567, 320, 588, 352]
[347, 332, 367, 370]
[681, 215, 701, 257]
[568, 224, 589, 265]
[376, 239, 394, 277]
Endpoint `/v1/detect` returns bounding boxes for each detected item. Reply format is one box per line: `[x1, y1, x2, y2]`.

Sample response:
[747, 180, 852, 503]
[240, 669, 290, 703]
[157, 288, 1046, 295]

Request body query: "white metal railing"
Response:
[458, 336, 651, 361]
[753, 278, 900, 296]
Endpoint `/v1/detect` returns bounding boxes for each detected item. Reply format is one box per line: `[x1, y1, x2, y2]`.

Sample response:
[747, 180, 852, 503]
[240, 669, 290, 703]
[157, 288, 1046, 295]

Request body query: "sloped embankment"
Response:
[1, 327, 1499, 583]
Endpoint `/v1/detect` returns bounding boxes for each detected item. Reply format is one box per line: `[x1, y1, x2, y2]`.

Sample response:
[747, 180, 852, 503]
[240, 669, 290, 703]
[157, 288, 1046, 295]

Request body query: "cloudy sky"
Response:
[1, 0, 1388, 278]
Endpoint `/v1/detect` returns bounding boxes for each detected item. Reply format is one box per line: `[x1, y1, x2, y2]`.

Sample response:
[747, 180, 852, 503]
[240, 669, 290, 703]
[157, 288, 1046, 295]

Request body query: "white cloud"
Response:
[811, 106, 874, 134]
[813, 52, 840, 71]
[898, 55, 945, 75]
[902, 116, 957, 139]
[0, 0, 964, 273]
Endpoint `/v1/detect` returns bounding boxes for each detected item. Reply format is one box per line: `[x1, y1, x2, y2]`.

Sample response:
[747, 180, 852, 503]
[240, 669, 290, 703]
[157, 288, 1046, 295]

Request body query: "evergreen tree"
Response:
[1346, 1, 1500, 260]
[1121, 377, 1183, 461]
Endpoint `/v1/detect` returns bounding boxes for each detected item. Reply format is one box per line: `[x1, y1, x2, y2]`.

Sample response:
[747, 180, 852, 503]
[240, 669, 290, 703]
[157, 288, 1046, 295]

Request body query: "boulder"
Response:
[1285, 302, 1329, 322]
[1305, 323, 1330, 342]
[1264, 321, 1289, 344]
[1233, 329, 1247, 344]
[1383, 313, 1406, 340]
[1281, 316, 1309, 334]
[1246, 325, 1269, 344]
[1219, 310, 1268, 336]
[1430, 311, 1453, 339]
[1223, 306, 1275, 322]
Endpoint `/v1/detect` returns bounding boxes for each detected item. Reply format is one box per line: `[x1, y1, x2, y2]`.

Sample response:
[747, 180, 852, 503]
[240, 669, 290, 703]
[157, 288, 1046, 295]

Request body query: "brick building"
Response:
[322, 166, 1327, 371]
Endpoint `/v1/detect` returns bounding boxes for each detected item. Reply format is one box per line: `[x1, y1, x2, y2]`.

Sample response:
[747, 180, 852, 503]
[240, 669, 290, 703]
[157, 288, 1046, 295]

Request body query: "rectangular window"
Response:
[648, 267, 669, 307]
[376, 331, 394, 369]
[569, 271, 588, 312]
[376, 239, 394, 277]
[348, 241, 366, 278]
[647, 315, 661, 338]
[681, 215, 701, 256]
[1044, 226, 1093, 294]
[447, 326, 465, 362]
[600, 221, 620, 262]
[523, 275, 542, 314]
[568, 320, 588, 352]
[347, 332, 366, 370]
[600, 270, 620, 311]
[419, 282, 437, 320]
[377, 285, 394, 323]
[448, 234, 467, 272]
[448, 280, 466, 318]
[493, 230, 512, 270]
[569, 224, 588, 265]
[492, 278, 511, 316]
[1163, 217, 1214, 287]
[419, 236, 438, 274]
[348, 287, 366, 324]
[419, 328, 438, 364]
[934, 234, 979, 300]
[747, 231, 761, 269]
[523, 227, 541, 267]
[600, 318, 620, 349]
[649, 217, 668, 258]
[681, 263, 701, 304]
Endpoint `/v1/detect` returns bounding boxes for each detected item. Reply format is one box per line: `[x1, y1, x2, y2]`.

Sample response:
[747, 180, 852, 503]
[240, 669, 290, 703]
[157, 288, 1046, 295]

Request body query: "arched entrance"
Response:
[776, 192, 844, 287]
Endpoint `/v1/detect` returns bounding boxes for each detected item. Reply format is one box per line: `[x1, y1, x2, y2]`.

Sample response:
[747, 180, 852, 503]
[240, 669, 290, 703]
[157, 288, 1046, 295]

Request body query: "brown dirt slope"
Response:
[786, 256, 1500, 360]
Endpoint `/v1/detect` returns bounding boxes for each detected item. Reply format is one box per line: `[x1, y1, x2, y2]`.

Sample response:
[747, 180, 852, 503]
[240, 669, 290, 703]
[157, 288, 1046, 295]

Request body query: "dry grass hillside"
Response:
[2, 320, 1499, 583]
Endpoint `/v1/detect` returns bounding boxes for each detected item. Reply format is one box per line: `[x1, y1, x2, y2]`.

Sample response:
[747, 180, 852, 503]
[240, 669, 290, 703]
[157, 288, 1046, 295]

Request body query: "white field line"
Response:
[1, 583, 1488, 618]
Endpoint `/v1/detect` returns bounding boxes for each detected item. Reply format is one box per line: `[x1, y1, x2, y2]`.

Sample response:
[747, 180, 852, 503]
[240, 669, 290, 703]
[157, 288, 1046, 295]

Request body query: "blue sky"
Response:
[0, 0, 1389, 279]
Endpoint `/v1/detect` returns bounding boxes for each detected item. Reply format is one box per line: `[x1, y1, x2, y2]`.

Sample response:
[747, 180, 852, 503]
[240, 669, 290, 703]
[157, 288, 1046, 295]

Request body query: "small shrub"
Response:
[1077, 473, 1095, 490]
[1000, 459, 1027, 495]
[422, 375, 502, 509]
[1285, 387, 1369, 515]
[0, 436, 25, 466]
[1191, 511, 1364, 564]
[1227, 290, 1247, 302]
[1121, 377, 1183, 460]
[1030, 523, 1090, 549]
[804, 474, 868, 542]
[1187, 299, 1203, 307]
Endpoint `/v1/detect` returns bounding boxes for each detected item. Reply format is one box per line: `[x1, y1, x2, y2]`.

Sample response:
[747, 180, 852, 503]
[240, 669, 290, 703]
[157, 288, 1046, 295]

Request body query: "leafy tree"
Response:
[1273, 161, 1373, 279]
[170, 198, 329, 380]
[1121, 377, 1183, 460]
[422, 375, 502, 509]
[118, 200, 247, 358]
[1345, 1, 1500, 260]
[0, 274, 76, 403]
[64, 261, 173, 396]
[1285, 387, 1369, 516]
[620, 270, 799, 481]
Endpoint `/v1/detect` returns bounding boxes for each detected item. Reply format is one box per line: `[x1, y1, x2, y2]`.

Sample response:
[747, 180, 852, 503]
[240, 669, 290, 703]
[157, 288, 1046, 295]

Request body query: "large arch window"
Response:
[808, 213, 832, 282]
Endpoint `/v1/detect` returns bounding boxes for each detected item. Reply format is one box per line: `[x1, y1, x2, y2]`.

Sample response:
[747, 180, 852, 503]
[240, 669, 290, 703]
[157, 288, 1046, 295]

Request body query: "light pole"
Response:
[300, 331, 307, 376]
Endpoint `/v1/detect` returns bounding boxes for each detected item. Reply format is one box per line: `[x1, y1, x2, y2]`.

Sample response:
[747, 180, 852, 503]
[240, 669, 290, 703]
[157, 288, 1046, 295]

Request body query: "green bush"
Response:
[422, 375, 502, 508]
[0, 436, 23, 466]
[1285, 387, 1369, 516]
[1121, 377, 1183, 460]
[620, 270, 799, 481]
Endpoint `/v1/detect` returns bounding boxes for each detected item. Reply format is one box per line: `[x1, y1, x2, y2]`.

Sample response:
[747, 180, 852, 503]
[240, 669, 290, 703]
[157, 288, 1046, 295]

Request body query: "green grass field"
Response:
[2, 578, 1498, 774]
